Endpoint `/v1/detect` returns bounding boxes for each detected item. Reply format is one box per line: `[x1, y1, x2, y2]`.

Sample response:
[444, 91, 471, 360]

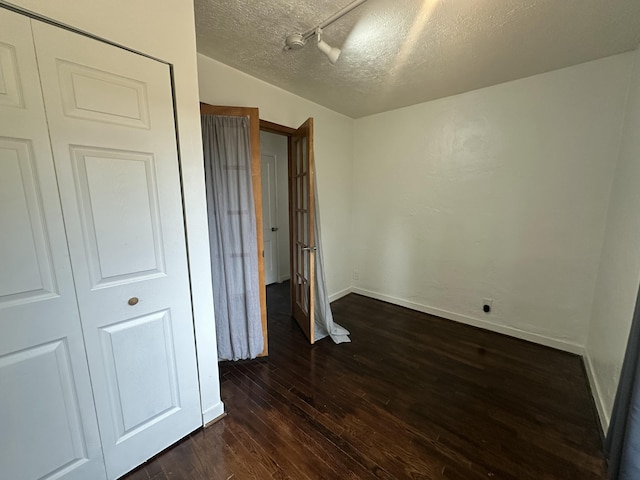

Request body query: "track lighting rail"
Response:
[298, 0, 369, 42]
[284, 0, 369, 62]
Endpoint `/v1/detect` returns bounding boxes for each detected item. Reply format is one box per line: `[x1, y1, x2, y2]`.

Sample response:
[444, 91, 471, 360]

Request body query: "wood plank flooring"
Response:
[123, 282, 607, 479]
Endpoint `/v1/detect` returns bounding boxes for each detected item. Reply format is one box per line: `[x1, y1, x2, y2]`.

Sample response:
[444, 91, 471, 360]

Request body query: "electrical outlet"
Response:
[352, 270, 359, 281]
[482, 298, 493, 313]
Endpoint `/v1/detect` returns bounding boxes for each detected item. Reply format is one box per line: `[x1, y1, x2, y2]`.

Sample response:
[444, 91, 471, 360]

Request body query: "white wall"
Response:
[198, 54, 355, 298]
[4, 0, 224, 424]
[352, 53, 633, 353]
[586, 46, 640, 431]
[260, 131, 290, 282]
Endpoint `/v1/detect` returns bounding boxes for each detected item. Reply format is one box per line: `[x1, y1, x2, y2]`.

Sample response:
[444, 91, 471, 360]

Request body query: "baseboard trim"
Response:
[202, 401, 225, 426]
[329, 287, 353, 303]
[351, 287, 585, 355]
[583, 353, 610, 435]
[204, 412, 227, 428]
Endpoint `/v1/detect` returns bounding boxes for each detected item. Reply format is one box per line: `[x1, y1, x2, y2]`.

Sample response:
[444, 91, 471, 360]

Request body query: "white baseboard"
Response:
[351, 287, 585, 355]
[329, 287, 353, 303]
[583, 353, 610, 435]
[202, 401, 225, 426]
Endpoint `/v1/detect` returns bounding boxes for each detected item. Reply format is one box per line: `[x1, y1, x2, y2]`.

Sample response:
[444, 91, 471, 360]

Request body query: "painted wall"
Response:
[352, 53, 633, 353]
[586, 45, 640, 431]
[260, 131, 290, 283]
[198, 54, 355, 299]
[4, 0, 224, 423]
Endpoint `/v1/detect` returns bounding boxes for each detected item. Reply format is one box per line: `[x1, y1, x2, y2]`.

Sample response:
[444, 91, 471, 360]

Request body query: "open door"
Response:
[290, 118, 316, 343]
[199, 104, 268, 357]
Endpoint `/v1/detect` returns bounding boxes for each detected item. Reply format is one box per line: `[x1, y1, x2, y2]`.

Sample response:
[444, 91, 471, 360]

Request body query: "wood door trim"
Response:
[259, 119, 296, 136]
[200, 103, 268, 356]
[258, 119, 296, 317]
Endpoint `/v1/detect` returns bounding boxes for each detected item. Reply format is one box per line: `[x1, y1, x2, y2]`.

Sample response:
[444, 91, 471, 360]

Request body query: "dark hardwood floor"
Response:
[124, 282, 607, 479]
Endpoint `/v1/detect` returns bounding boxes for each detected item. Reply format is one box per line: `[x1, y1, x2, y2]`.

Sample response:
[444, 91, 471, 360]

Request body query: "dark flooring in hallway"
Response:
[123, 281, 607, 479]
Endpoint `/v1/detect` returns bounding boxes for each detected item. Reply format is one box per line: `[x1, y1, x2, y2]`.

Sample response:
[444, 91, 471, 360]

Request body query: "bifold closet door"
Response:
[31, 20, 202, 480]
[0, 9, 107, 480]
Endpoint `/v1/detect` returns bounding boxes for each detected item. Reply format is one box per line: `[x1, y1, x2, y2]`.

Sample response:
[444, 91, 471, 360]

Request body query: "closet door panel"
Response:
[0, 8, 106, 480]
[69, 146, 164, 286]
[32, 20, 201, 480]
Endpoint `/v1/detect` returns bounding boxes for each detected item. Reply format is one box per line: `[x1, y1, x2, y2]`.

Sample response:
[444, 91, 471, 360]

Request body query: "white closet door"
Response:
[0, 9, 106, 480]
[32, 20, 202, 480]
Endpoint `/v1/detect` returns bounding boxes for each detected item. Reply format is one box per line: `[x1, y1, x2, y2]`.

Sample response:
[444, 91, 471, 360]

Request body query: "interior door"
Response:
[32, 20, 201, 480]
[290, 118, 316, 343]
[0, 9, 106, 480]
[200, 103, 268, 356]
[261, 153, 278, 285]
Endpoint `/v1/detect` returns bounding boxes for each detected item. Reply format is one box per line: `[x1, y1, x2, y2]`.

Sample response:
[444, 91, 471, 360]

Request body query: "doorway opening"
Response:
[261, 118, 350, 346]
[200, 104, 318, 360]
[259, 120, 296, 330]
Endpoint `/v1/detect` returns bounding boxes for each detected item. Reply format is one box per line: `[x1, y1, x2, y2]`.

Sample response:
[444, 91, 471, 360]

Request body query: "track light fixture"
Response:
[284, 0, 369, 64]
[315, 28, 341, 64]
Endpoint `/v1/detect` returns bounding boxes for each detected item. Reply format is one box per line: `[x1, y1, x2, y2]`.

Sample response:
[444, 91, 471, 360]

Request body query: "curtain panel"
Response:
[606, 284, 640, 479]
[201, 115, 263, 361]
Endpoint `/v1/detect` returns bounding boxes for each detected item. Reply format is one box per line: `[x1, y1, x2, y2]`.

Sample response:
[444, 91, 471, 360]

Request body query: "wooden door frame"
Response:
[259, 120, 297, 315]
[200, 103, 268, 356]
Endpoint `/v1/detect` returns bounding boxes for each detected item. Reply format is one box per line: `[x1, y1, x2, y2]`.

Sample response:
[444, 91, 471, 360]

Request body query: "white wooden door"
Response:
[31, 20, 202, 480]
[0, 9, 107, 480]
[261, 153, 278, 285]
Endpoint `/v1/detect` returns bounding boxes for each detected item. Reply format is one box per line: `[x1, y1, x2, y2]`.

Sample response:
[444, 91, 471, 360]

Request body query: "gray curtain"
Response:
[606, 283, 640, 479]
[201, 115, 264, 361]
[312, 174, 350, 344]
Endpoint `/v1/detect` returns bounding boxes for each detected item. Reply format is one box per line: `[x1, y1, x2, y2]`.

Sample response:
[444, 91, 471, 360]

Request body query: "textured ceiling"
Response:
[195, 0, 640, 119]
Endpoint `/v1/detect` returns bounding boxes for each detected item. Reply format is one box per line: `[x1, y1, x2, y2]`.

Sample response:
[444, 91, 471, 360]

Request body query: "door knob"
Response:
[128, 297, 139, 306]
[271, 227, 278, 231]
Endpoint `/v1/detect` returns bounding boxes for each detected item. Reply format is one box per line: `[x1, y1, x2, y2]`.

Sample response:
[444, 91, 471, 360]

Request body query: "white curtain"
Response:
[313, 174, 351, 344]
[201, 115, 264, 361]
